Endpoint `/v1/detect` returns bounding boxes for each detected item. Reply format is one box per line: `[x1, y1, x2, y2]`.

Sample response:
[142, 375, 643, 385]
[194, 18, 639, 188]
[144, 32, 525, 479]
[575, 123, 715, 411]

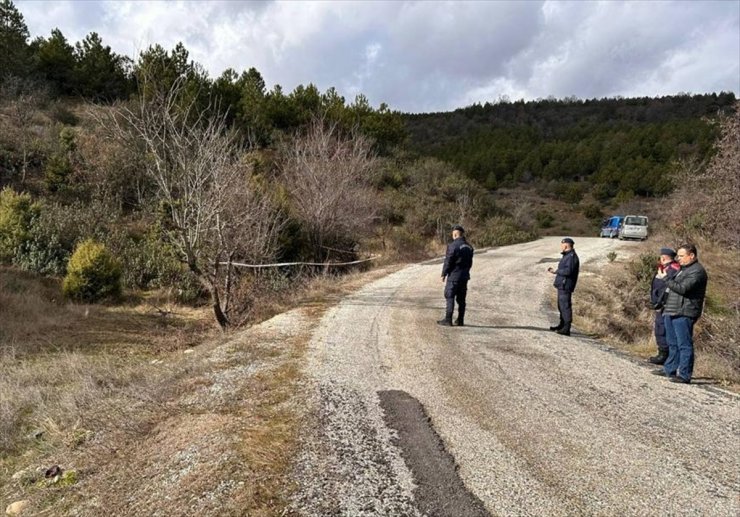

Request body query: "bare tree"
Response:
[0, 78, 50, 184]
[278, 118, 378, 262]
[99, 75, 283, 328]
[669, 104, 740, 248]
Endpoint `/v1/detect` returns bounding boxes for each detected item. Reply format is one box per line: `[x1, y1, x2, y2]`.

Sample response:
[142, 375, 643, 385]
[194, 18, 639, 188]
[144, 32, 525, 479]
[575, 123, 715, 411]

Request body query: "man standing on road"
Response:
[437, 225, 474, 327]
[654, 243, 708, 384]
[548, 238, 580, 336]
[648, 248, 680, 365]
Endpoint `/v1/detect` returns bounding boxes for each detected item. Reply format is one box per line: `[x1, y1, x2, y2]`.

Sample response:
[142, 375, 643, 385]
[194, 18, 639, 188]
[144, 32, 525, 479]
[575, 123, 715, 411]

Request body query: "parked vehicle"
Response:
[600, 216, 624, 238]
[619, 215, 649, 240]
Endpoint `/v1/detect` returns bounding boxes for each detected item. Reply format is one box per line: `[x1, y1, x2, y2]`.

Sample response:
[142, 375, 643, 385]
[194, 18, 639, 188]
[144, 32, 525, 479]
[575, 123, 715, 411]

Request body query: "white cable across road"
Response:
[219, 255, 381, 269]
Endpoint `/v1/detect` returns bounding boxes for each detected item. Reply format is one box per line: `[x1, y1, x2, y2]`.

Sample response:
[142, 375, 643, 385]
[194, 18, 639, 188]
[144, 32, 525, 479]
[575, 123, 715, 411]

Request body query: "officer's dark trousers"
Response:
[557, 289, 572, 330]
[444, 279, 468, 321]
[654, 311, 668, 352]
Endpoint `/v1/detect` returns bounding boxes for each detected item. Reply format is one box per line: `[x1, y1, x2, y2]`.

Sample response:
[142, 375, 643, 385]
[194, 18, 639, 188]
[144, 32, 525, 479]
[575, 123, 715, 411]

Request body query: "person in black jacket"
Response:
[648, 247, 680, 364]
[547, 238, 580, 336]
[653, 243, 708, 384]
[437, 225, 474, 326]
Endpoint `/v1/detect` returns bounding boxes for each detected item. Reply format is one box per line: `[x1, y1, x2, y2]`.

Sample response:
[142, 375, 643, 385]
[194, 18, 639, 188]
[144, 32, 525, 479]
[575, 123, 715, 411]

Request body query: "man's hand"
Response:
[656, 267, 667, 279]
[547, 267, 555, 274]
[441, 275, 446, 283]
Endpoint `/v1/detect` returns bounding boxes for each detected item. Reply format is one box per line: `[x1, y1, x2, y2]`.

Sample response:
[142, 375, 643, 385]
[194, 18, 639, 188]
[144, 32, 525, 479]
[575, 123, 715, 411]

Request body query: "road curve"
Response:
[291, 237, 740, 516]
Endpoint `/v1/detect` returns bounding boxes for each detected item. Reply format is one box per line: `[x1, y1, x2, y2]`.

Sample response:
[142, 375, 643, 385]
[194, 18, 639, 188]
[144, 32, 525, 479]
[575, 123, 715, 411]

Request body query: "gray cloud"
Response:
[17, 0, 740, 112]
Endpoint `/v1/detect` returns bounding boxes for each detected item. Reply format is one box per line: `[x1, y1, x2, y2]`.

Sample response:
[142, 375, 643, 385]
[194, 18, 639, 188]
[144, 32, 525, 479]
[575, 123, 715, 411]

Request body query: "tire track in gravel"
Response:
[291, 237, 740, 517]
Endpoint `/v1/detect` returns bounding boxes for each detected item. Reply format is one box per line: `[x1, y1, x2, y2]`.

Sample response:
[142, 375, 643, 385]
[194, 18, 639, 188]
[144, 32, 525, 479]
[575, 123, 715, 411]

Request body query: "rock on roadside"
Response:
[6, 500, 30, 516]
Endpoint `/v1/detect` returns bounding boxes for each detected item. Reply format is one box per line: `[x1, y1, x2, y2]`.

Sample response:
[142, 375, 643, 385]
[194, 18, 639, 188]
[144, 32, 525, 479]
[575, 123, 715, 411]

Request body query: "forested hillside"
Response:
[0, 0, 736, 330]
[405, 93, 736, 200]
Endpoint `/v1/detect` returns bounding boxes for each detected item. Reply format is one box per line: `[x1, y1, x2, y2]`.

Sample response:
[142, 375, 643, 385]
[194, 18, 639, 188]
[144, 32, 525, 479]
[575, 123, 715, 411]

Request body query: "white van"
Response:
[619, 215, 648, 240]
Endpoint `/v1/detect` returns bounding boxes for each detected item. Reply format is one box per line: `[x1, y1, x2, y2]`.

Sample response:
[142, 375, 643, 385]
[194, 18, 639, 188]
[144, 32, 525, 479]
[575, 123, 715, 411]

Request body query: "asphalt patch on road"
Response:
[378, 390, 490, 517]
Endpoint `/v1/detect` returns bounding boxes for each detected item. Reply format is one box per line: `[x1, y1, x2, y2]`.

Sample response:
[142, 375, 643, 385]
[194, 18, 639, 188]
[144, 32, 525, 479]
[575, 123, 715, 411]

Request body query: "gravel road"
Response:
[291, 237, 740, 516]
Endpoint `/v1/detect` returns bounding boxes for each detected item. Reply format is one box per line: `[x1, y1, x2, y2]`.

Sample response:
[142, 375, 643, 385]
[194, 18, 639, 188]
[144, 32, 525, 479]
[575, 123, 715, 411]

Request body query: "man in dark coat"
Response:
[437, 225, 474, 326]
[648, 247, 680, 364]
[653, 243, 708, 384]
[547, 238, 580, 336]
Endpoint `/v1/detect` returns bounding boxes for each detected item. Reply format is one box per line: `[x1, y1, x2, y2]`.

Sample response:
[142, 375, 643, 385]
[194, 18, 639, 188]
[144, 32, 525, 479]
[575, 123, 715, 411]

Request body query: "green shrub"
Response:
[387, 226, 427, 259]
[535, 210, 554, 228]
[44, 153, 73, 192]
[553, 182, 585, 204]
[607, 251, 617, 263]
[13, 201, 103, 276]
[614, 189, 635, 206]
[63, 239, 122, 302]
[173, 270, 207, 304]
[592, 183, 615, 202]
[581, 203, 603, 220]
[0, 187, 39, 263]
[476, 216, 538, 247]
[14, 226, 69, 276]
[628, 252, 658, 290]
[113, 230, 186, 290]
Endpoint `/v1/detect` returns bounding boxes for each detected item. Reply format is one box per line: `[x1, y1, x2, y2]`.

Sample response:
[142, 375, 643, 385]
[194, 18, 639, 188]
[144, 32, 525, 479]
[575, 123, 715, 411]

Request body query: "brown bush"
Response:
[278, 119, 378, 262]
[668, 103, 740, 248]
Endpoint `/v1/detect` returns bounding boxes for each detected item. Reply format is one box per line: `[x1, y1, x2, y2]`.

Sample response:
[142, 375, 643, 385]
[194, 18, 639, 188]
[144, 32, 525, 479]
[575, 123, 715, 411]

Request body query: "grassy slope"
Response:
[0, 265, 401, 515]
[572, 235, 739, 389]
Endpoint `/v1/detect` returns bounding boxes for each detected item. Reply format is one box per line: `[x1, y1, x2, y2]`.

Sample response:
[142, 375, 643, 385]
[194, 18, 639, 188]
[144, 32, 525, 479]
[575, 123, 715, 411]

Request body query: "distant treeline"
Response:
[0, 0, 405, 152]
[404, 93, 736, 199]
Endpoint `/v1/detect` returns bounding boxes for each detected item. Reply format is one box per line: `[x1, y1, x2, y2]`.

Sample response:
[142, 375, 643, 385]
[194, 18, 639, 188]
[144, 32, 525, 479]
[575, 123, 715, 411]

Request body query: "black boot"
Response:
[556, 324, 571, 336]
[437, 312, 453, 326]
[454, 317, 464, 326]
[550, 320, 564, 331]
[649, 349, 669, 365]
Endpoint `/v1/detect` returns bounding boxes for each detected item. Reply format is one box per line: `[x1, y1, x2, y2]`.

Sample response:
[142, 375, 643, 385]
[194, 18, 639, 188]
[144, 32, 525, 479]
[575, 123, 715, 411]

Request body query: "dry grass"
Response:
[573, 237, 739, 390]
[0, 267, 212, 358]
[1, 263, 398, 515]
[0, 265, 216, 510]
[236, 264, 404, 326]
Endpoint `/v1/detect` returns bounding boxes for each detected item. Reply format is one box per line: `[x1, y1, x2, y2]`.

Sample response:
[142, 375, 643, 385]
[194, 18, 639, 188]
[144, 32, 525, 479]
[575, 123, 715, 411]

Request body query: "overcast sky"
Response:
[16, 0, 740, 113]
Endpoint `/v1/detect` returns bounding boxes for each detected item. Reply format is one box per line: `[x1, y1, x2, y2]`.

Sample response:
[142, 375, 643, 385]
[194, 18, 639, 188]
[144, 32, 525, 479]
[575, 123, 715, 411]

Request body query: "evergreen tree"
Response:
[134, 42, 211, 116]
[74, 32, 132, 101]
[237, 67, 269, 144]
[211, 67, 241, 124]
[0, 0, 30, 79]
[32, 28, 77, 94]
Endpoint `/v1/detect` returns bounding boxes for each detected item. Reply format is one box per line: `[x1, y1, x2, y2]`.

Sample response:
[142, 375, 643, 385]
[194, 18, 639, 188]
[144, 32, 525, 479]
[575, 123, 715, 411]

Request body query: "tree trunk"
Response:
[187, 256, 230, 329]
[211, 286, 230, 329]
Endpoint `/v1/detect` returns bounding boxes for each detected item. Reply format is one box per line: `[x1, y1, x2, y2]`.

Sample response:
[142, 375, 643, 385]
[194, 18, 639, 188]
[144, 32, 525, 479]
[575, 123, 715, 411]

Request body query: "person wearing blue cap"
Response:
[648, 247, 680, 364]
[437, 224, 474, 326]
[547, 238, 579, 336]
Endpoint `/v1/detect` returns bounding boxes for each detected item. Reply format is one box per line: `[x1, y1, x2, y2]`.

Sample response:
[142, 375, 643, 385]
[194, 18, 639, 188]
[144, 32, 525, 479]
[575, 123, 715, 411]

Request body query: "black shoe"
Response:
[454, 319, 464, 326]
[556, 329, 570, 336]
[648, 352, 669, 365]
[549, 325, 563, 331]
[437, 319, 453, 326]
[669, 376, 690, 384]
[651, 369, 677, 378]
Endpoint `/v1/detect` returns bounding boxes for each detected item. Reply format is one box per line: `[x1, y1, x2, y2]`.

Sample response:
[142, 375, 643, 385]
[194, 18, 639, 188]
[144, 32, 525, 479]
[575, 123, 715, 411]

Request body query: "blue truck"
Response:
[600, 215, 624, 238]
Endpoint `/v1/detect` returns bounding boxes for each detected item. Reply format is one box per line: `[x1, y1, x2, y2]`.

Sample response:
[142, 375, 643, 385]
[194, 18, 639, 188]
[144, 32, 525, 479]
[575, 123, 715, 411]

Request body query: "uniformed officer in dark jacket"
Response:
[547, 238, 579, 336]
[437, 225, 474, 326]
[648, 247, 680, 364]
